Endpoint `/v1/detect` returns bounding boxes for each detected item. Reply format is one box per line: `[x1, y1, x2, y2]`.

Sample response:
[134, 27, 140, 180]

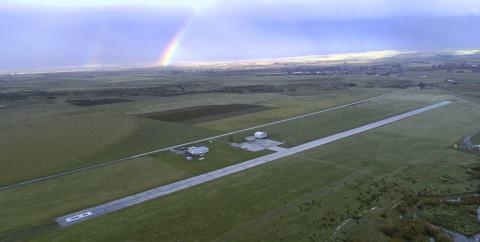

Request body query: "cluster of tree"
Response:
[380, 221, 452, 242]
[288, 64, 405, 76]
[433, 62, 480, 72]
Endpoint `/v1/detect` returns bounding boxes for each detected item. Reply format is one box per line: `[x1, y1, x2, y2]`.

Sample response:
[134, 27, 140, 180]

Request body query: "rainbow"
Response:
[157, 4, 211, 66]
[157, 20, 191, 66]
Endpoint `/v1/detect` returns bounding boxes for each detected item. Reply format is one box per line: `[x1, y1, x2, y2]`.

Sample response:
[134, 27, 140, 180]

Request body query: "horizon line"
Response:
[2, 48, 480, 75]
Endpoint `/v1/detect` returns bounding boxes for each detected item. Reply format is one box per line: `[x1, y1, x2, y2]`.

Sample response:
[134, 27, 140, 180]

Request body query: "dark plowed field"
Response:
[140, 104, 270, 124]
[66, 98, 132, 106]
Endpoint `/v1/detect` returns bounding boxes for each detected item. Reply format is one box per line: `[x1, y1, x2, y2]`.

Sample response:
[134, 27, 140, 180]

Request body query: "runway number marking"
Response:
[65, 211, 93, 222]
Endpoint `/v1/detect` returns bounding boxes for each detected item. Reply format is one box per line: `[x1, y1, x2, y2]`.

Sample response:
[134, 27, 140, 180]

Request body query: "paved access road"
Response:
[0, 89, 409, 192]
[56, 100, 451, 227]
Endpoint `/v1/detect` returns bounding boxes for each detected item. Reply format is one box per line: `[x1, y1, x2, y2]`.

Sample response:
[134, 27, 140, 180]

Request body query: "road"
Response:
[0, 89, 409, 192]
[55, 100, 450, 227]
[442, 228, 480, 242]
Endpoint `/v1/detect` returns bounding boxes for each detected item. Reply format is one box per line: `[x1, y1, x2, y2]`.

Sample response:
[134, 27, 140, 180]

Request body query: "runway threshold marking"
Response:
[55, 100, 451, 227]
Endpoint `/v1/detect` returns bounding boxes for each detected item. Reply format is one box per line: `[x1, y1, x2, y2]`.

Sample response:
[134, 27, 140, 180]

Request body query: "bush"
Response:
[389, 239, 405, 242]
[380, 225, 398, 237]
[401, 223, 426, 239]
[422, 198, 440, 207]
[426, 224, 441, 237]
[436, 234, 453, 242]
[348, 237, 365, 242]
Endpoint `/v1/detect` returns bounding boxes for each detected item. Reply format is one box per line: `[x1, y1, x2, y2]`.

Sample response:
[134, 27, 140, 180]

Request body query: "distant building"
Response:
[187, 146, 209, 156]
[254, 131, 268, 139]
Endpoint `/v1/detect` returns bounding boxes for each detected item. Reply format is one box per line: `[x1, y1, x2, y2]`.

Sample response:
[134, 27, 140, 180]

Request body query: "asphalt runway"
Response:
[0, 89, 409, 192]
[56, 100, 450, 227]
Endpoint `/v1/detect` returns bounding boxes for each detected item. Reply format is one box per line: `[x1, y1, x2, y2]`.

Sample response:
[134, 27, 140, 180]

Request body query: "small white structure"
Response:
[187, 146, 209, 156]
[254, 131, 268, 139]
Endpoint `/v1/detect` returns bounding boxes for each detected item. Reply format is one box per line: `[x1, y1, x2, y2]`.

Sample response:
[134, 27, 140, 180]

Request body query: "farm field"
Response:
[139, 103, 270, 124]
[26, 93, 480, 242]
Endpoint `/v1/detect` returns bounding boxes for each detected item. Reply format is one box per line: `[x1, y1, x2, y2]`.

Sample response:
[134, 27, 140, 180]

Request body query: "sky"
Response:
[0, 0, 480, 71]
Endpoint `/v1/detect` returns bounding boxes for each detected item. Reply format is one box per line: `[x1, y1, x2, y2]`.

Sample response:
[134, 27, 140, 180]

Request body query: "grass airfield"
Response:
[0, 111, 219, 186]
[20, 91, 480, 242]
[0, 88, 388, 186]
[1, 61, 480, 241]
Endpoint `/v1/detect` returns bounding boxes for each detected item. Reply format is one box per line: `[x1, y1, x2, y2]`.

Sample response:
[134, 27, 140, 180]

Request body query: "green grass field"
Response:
[222, 91, 452, 147]
[0, 88, 395, 240]
[0, 142, 270, 241]
[471, 132, 480, 145]
[0, 111, 218, 186]
[25, 94, 480, 242]
[1, 88, 479, 242]
[0, 88, 390, 186]
[196, 88, 392, 132]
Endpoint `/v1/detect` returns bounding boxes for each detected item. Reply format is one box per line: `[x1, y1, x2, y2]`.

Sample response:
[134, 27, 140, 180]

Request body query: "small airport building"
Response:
[244, 131, 268, 142]
[254, 131, 268, 139]
[244, 132, 268, 142]
[187, 146, 209, 156]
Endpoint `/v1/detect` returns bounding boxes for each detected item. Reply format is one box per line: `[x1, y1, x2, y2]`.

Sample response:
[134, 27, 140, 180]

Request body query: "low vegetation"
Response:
[0, 111, 218, 186]
[471, 132, 480, 145]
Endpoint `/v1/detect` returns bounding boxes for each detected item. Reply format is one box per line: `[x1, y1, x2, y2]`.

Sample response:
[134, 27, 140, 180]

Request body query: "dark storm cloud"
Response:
[0, 0, 479, 70]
